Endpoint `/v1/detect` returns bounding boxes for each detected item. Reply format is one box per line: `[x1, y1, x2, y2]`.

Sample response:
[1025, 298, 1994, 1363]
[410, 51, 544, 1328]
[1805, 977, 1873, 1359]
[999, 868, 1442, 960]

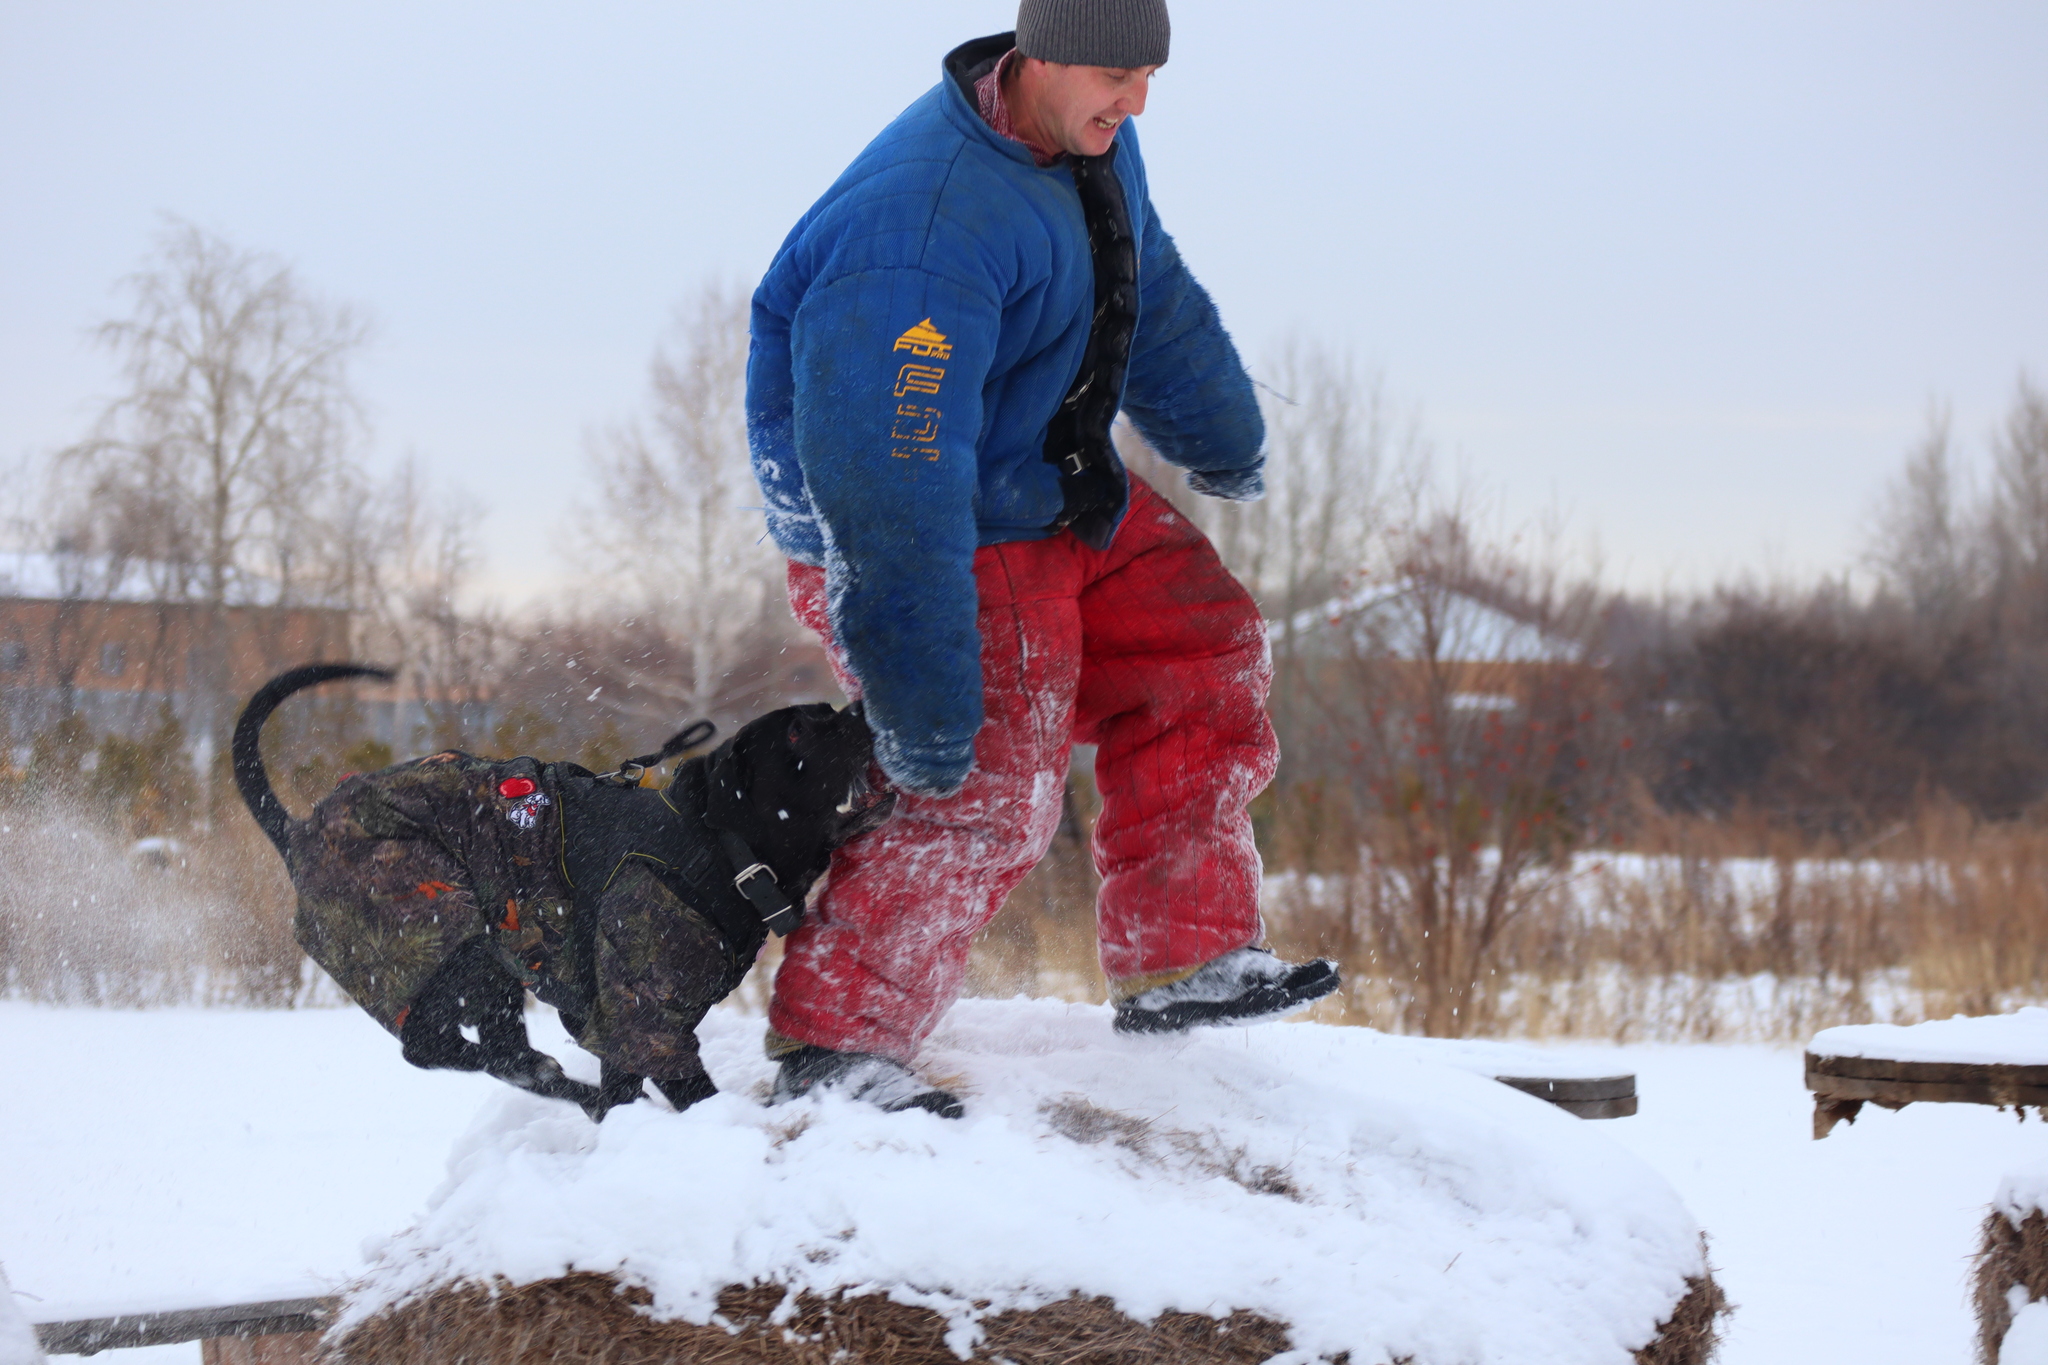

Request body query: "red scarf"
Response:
[975, 49, 1062, 167]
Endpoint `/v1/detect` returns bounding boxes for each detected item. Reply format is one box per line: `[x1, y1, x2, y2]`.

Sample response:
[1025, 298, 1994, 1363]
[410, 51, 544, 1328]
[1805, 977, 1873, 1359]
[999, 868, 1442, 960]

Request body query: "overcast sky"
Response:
[2, 1, 2043, 603]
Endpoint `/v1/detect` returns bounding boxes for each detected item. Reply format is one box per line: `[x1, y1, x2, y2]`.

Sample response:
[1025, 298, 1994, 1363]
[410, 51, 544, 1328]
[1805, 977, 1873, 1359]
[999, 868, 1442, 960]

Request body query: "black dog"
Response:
[233, 663, 893, 1119]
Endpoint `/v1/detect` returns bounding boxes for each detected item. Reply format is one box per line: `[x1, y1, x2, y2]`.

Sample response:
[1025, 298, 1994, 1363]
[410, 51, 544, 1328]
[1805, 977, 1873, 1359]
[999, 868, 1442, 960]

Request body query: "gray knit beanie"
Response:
[1016, 0, 1170, 68]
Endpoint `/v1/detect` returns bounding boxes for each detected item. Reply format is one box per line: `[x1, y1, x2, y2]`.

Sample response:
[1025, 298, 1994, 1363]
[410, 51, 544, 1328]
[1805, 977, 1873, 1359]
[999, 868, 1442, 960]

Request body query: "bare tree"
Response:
[578, 283, 792, 728]
[1986, 377, 2048, 635]
[56, 220, 371, 766]
[1868, 404, 1981, 627]
[1270, 492, 1624, 1037]
[344, 461, 499, 750]
[1127, 342, 1408, 623]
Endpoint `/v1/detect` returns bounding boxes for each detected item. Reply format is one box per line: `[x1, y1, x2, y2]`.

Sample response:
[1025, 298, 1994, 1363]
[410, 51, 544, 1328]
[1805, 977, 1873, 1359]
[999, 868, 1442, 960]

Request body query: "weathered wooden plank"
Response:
[1494, 1074, 1637, 1118]
[34, 1297, 336, 1355]
[1551, 1094, 1639, 1119]
[1806, 1051, 2048, 1087]
[1813, 1097, 1864, 1140]
[1495, 1074, 1636, 1103]
[1805, 1064, 2048, 1109]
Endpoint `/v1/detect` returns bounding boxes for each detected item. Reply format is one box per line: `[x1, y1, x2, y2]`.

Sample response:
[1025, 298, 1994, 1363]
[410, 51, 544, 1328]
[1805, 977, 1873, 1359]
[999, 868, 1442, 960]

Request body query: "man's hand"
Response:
[874, 728, 973, 800]
[1185, 465, 1265, 502]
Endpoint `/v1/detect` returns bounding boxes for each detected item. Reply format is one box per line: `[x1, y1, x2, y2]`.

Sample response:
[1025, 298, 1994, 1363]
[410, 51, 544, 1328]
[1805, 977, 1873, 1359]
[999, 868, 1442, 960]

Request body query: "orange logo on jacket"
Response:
[891, 404, 942, 461]
[893, 364, 944, 397]
[892, 318, 953, 359]
[888, 321, 946, 460]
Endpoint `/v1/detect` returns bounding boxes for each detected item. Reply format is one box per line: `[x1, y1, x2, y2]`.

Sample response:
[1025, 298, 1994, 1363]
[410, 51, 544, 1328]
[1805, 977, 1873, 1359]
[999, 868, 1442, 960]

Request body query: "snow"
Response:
[1354, 1030, 1629, 1083]
[6, 999, 2046, 1363]
[0, 1264, 47, 1365]
[1999, 1159, 2048, 1225]
[1812, 1006, 2048, 1065]
[0, 1001, 507, 1355]
[341, 998, 1698, 1365]
[2005, 1297, 2048, 1364]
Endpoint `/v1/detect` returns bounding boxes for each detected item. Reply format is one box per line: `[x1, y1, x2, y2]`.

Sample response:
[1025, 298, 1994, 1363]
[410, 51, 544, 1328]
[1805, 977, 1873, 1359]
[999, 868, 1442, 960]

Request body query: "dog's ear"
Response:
[703, 733, 752, 829]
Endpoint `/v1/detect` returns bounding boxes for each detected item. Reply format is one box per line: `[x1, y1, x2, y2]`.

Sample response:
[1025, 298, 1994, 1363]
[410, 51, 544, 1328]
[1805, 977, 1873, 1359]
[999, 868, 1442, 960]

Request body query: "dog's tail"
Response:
[233, 663, 396, 856]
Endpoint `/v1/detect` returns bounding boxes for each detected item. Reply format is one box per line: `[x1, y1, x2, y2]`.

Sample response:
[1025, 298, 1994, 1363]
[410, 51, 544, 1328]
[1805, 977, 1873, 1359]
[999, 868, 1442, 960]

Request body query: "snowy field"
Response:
[2, 999, 2041, 1364]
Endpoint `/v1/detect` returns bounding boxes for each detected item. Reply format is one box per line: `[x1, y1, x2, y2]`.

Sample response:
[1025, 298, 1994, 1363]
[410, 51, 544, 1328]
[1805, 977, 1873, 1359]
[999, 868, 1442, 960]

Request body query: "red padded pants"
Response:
[767, 478, 1280, 1062]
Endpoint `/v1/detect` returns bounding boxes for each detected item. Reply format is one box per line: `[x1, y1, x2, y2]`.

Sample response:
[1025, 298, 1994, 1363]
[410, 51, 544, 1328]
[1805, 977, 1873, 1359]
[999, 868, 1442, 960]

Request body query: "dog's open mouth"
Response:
[834, 769, 898, 841]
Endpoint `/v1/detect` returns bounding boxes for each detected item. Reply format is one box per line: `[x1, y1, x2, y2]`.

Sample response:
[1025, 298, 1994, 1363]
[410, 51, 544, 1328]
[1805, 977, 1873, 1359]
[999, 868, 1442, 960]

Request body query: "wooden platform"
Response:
[34, 1296, 335, 1358]
[1494, 1073, 1638, 1119]
[1806, 1051, 2048, 1138]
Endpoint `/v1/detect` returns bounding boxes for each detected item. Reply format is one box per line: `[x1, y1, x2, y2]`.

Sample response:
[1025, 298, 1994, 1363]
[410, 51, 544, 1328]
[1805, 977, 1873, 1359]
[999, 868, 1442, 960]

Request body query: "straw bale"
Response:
[1632, 1275, 1727, 1365]
[324, 1268, 1727, 1365]
[1973, 1207, 2048, 1363]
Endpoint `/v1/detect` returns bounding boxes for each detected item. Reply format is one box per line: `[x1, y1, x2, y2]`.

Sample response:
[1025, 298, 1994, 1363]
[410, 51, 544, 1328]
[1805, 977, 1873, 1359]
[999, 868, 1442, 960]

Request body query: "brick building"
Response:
[0, 552, 464, 758]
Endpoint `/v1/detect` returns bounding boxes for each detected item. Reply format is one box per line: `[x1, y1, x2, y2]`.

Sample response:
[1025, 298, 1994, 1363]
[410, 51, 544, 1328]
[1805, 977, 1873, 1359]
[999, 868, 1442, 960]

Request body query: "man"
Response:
[746, 0, 1339, 1117]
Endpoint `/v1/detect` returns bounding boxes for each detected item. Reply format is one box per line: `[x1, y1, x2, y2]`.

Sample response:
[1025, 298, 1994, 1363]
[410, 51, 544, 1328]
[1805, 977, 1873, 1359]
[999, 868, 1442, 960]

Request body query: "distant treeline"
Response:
[1612, 382, 2048, 838]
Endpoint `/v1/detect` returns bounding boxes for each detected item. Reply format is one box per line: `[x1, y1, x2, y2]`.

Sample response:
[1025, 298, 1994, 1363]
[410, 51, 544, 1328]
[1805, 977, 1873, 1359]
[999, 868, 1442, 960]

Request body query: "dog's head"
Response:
[699, 701, 896, 889]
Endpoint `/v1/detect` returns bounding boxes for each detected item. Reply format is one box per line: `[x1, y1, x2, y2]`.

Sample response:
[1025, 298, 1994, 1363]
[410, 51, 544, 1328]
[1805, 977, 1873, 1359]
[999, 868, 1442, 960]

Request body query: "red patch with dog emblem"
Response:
[498, 777, 536, 799]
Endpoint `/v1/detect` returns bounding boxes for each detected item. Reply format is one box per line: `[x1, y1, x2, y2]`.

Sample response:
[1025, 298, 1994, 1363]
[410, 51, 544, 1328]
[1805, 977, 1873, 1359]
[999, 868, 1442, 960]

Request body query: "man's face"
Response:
[1018, 59, 1158, 158]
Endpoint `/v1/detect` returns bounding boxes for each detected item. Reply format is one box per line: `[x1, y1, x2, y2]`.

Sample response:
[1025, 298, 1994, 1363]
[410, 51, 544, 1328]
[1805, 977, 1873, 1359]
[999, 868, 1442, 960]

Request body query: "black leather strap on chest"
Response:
[1042, 143, 1138, 551]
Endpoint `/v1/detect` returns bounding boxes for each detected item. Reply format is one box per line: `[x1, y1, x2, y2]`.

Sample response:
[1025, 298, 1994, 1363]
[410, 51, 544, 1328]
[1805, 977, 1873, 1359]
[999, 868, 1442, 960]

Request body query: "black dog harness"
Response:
[555, 760, 800, 992]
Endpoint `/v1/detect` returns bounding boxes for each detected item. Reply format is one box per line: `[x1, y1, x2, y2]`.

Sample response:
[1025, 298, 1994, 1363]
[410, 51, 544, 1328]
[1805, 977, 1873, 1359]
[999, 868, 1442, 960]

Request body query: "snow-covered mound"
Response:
[1813, 1006, 2048, 1066]
[1350, 1030, 1630, 1083]
[343, 998, 1709, 1365]
[0, 1263, 48, 1365]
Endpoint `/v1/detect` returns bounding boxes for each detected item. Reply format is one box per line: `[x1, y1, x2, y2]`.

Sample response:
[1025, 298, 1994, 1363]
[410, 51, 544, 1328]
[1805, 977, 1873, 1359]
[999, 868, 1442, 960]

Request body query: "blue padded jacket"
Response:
[746, 32, 1263, 793]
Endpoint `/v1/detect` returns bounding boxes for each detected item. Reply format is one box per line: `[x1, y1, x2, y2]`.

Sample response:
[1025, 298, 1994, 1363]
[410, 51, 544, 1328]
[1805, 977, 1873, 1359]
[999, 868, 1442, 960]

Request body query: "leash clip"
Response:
[600, 718, 718, 787]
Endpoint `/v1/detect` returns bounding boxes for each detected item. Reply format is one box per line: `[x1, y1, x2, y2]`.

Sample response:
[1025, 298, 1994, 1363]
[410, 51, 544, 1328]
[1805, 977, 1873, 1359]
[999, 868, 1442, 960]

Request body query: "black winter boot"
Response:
[771, 1044, 964, 1118]
[1113, 947, 1340, 1034]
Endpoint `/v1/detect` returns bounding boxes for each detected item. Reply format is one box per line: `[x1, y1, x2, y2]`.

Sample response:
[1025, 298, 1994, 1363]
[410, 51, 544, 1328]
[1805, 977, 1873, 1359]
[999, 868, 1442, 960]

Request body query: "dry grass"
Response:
[325, 1269, 1726, 1365]
[1270, 802, 2048, 1041]
[1040, 1095, 1304, 1200]
[1974, 1209, 2048, 1364]
[16, 749, 2048, 1046]
[974, 787, 2048, 1042]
